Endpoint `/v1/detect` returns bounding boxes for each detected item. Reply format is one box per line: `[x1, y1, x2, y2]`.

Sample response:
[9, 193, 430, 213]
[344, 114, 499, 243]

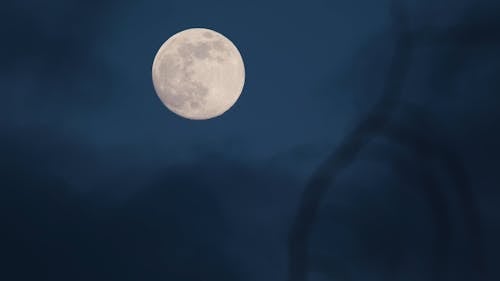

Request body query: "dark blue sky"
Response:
[1, 0, 500, 280]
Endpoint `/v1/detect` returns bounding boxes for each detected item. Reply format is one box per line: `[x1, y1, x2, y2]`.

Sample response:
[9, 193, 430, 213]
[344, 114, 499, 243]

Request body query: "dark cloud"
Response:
[0, 133, 299, 281]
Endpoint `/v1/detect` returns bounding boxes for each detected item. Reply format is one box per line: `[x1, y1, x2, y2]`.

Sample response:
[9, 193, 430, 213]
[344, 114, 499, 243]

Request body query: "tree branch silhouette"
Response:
[287, 2, 413, 281]
[287, 1, 491, 280]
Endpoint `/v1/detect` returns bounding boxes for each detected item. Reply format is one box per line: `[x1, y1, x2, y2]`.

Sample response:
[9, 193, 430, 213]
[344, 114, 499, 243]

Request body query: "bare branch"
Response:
[287, 2, 413, 281]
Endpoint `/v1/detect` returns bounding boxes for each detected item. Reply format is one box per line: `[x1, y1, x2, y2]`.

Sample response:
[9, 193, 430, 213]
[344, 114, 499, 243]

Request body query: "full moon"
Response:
[152, 28, 245, 120]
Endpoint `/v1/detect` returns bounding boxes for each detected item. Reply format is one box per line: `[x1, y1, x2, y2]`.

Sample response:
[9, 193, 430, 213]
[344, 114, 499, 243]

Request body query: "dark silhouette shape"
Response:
[287, 2, 413, 281]
[287, 1, 490, 280]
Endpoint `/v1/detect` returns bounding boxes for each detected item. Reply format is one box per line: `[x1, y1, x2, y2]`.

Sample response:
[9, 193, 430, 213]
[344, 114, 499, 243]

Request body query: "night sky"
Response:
[1, 0, 500, 280]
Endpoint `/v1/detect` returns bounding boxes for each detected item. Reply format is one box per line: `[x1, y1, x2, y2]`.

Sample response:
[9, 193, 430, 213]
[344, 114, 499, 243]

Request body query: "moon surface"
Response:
[152, 28, 245, 120]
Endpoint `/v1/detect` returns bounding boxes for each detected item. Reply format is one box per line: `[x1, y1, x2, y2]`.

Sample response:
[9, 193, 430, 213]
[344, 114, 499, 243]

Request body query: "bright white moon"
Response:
[152, 28, 245, 120]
